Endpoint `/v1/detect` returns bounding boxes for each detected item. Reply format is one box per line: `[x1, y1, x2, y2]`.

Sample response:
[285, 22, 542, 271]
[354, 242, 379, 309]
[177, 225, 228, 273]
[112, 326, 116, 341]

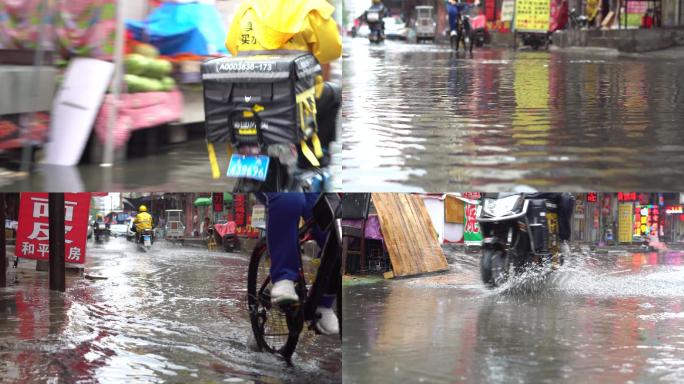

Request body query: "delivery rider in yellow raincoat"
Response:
[225, 0, 343, 166]
[133, 205, 154, 243]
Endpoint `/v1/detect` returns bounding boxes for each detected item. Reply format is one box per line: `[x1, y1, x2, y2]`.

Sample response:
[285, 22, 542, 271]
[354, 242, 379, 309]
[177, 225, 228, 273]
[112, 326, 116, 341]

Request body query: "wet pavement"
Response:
[343, 246, 684, 383]
[0, 237, 341, 383]
[0, 140, 236, 192]
[341, 38, 684, 191]
[1, 138, 343, 192]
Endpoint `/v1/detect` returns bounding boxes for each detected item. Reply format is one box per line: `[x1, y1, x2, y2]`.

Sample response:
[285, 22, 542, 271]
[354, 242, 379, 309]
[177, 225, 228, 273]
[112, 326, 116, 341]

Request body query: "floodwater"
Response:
[1, 139, 343, 192]
[0, 237, 340, 383]
[343, 246, 684, 383]
[342, 38, 684, 191]
[0, 140, 236, 192]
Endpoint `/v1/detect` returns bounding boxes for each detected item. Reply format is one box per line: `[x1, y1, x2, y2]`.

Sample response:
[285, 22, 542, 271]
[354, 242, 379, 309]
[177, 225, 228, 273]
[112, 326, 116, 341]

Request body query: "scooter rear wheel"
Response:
[481, 248, 509, 287]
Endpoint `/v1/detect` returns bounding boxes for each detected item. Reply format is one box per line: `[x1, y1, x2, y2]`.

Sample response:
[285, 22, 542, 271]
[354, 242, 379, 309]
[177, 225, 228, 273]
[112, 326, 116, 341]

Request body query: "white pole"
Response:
[102, 0, 127, 167]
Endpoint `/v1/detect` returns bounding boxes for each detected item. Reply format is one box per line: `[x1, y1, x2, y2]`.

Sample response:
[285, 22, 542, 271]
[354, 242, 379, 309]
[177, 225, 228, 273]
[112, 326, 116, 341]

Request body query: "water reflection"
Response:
[342, 39, 684, 191]
[343, 249, 684, 383]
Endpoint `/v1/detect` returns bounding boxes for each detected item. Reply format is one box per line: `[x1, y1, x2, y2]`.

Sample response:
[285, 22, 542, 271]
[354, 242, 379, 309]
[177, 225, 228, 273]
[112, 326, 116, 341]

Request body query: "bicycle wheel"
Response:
[247, 238, 300, 356]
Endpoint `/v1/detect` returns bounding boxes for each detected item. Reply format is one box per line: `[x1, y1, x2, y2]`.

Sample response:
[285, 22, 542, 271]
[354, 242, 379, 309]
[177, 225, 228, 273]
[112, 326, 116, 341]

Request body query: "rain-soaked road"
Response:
[1, 138, 343, 192]
[342, 38, 684, 191]
[343, 246, 684, 383]
[0, 140, 236, 192]
[0, 237, 340, 383]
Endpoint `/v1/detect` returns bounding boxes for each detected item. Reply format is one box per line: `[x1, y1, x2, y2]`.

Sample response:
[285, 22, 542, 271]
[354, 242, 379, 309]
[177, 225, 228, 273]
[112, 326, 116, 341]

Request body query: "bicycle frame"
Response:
[294, 215, 342, 328]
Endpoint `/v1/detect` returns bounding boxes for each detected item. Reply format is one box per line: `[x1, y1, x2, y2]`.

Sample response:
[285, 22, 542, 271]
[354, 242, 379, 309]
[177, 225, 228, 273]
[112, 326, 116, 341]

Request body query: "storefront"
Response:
[664, 205, 684, 242]
[573, 193, 600, 243]
[633, 204, 662, 241]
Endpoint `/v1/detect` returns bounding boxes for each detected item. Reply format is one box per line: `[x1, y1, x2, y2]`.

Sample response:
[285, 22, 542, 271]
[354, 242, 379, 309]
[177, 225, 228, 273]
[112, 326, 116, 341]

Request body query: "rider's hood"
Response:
[232, 0, 335, 49]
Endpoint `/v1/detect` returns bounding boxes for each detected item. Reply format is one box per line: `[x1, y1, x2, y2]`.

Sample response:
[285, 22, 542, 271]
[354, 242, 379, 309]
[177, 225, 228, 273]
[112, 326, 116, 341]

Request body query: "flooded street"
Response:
[343, 246, 684, 383]
[342, 38, 684, 191]
[1, 140, 237, 192]
[0, 237, 341, 383]
[1, 139, 343, 192]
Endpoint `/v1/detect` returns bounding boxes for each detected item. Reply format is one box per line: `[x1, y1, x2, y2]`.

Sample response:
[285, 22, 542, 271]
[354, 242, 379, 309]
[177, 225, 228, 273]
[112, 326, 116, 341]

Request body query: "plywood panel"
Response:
[372, 193, 449, 277]
[445, 195, 465, 223]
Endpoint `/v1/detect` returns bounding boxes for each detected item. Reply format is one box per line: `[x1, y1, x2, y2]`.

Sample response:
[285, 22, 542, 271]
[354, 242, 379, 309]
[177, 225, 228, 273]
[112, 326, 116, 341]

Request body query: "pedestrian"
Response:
[201, 217, 211, 239]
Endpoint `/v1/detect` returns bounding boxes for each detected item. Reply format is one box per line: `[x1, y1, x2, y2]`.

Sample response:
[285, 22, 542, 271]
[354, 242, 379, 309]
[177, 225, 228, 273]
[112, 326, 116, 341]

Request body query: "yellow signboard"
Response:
[514, 0, 551, 32]
[618, 203, 633, 243]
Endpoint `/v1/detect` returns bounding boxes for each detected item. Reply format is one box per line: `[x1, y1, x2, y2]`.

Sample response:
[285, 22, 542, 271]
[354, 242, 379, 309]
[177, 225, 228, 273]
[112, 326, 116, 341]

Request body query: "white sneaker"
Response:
[271, 280, 298, 305]
[561, 241, 571, 260]
[315, 306, 340, 335]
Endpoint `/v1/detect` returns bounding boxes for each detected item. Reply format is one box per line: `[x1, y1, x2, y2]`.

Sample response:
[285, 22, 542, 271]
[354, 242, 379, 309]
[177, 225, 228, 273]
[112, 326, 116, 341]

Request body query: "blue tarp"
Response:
[126, 2, 228, 56]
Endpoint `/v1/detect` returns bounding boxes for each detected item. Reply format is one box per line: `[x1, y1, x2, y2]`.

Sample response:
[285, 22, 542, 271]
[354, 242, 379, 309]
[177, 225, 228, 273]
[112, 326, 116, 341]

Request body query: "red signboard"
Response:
[233, 194, 258, 238]
[462, 192, 482, 200]
[14, 193, 91, 264]
[234, 194, 246, 227]
[212, 193, 224, 213]
[618, 192, 637, 202]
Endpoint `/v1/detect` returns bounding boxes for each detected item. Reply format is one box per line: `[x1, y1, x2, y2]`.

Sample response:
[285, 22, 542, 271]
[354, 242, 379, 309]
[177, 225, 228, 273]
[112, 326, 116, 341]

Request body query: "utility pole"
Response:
[0, 193, 6, 288]
[49, 193, 66, 292]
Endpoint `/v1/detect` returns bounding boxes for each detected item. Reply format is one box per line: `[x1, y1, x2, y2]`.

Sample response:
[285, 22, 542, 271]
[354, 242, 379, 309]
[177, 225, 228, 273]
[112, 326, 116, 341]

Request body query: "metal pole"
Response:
[49, 193, 65, 292]
[0, 194, 6, 288]
[20, 0, 50, 173]
[102, 0, 127, 167]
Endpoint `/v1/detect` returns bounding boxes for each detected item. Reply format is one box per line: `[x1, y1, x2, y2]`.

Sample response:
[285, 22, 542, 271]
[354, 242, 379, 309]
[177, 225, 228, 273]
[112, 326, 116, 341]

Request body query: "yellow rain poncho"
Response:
[133, 212, 153, 232]
[225, 0, 342, 64]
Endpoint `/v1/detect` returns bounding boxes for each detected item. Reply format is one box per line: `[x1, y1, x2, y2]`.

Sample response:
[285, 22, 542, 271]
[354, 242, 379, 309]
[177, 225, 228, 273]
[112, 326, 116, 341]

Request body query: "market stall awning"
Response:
[126, 3, 228, 56]
[194, 197, 212, 207]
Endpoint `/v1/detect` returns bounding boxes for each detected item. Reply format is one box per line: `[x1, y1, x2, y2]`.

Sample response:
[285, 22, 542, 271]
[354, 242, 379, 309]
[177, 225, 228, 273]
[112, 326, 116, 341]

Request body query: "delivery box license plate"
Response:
[227, 154, 270, 181]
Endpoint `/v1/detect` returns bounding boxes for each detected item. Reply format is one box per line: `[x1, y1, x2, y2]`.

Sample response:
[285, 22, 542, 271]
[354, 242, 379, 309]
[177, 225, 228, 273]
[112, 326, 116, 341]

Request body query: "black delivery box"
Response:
[202, 53, 322, 146]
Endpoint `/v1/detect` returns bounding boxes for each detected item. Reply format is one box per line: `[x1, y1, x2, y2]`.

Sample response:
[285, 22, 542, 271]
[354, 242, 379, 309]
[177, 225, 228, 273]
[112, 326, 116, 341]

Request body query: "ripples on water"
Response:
[343, 248, 684, 383]
[0, 239, 341, 383]
[342, 39, 684, 191]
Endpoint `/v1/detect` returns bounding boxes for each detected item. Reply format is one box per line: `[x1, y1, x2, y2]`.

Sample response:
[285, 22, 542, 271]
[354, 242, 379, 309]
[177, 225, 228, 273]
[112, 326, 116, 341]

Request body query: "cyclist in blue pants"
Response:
[257, 193, 339, 335]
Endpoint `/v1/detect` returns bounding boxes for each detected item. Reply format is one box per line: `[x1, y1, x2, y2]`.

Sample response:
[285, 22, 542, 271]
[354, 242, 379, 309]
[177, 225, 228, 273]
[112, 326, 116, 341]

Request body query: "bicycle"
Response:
[247, 193, 342, 365]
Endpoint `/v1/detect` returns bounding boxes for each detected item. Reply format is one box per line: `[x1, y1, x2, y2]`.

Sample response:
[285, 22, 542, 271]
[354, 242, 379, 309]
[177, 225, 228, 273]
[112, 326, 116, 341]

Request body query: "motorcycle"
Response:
[469, 14, 487, 48]
[92, 222, 109, 244]
[366, 8, 384, 44]
[477, 193, 562, 287]
[518, 32, 548, 50]
[138, 229, 154, 252]
[451, 13, 473, 52]
[569, 8, 589, 29]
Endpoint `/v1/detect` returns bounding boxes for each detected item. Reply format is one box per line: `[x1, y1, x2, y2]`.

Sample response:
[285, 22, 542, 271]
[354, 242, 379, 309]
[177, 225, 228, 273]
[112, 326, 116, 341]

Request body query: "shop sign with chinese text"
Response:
[14, 193, 91, 264]
[514, 0, 550, 32]
[618, 203, 633, 243]
[464, 203, 483, 245]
